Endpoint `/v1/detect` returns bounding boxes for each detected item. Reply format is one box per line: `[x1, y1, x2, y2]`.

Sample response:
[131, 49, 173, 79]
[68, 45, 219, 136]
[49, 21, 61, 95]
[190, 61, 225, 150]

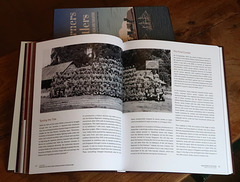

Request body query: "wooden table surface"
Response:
[0, 0, 240, 181]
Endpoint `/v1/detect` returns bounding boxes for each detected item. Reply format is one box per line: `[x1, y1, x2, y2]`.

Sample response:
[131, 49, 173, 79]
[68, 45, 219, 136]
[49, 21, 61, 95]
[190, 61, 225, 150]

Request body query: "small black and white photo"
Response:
[41, 43, 123, 113]
[122, 48, 172, 113]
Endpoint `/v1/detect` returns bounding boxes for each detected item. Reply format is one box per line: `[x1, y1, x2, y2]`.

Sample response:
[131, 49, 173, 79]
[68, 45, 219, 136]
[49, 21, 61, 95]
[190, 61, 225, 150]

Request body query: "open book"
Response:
[8, 34, 232, 174]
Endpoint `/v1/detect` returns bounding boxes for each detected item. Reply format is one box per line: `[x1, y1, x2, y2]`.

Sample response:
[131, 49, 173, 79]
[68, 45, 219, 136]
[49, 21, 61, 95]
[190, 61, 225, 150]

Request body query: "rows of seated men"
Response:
[123, 69, 163, 101]
[50, 59, 123, 99]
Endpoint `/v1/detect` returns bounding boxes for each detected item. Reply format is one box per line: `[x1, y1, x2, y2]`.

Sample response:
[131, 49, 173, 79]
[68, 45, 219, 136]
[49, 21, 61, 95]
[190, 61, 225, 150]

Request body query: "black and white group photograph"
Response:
[122, 48, 172, 113]
[40, 43, 123, 113]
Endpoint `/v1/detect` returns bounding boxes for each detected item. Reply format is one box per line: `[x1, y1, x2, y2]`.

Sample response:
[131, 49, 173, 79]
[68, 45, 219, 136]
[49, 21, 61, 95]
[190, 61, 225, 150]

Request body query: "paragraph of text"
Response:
[38, 120, 80, 156]
[82, 114, 122, 154]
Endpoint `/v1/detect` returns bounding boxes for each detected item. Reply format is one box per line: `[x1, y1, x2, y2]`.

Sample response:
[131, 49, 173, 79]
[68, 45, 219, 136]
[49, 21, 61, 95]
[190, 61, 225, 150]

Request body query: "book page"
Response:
[29, 34, 125, 174]
[122, 40, 232, 174]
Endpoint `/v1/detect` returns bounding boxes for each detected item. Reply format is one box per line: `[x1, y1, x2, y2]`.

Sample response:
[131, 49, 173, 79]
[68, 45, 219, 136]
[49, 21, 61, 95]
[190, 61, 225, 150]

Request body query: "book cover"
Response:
[54, 7, 175, 41]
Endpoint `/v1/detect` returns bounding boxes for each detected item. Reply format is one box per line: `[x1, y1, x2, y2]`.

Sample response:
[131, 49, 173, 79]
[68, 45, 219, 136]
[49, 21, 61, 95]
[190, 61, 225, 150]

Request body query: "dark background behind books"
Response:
[0, 0, 239, 57]
[0, 0, 240, 182]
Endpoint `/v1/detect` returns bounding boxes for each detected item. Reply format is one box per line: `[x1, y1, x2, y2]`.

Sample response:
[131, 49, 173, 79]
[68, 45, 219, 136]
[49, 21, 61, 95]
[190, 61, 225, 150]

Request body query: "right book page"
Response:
[121, 40, 232, 174]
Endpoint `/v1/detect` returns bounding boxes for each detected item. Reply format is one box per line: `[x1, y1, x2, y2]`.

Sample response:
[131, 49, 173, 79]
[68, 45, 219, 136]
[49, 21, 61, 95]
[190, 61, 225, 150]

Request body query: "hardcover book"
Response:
[54, 7, 175, 41]
[8, 34, 232, 175]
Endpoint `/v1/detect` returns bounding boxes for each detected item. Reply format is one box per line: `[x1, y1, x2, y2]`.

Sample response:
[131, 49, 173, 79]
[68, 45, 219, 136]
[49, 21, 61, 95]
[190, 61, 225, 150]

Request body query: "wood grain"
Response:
[0, 0, 240, 181]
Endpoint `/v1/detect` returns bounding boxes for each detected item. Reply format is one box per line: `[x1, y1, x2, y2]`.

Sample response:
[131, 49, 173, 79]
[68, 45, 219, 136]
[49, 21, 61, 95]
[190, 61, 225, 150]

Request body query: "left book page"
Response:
[29, 34, 124, 174]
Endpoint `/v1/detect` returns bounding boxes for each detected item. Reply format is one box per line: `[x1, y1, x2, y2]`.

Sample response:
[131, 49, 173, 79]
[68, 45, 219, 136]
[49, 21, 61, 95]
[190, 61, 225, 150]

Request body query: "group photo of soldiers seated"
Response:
[49, 58, 123, 99]
[123, 68, 165, 102]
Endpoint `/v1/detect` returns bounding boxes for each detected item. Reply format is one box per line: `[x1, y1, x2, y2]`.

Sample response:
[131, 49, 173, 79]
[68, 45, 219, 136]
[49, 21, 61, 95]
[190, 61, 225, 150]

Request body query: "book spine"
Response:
[15, 42, 36, 173]
[8, 42, 27, 171]
[17, 42, 31, 173]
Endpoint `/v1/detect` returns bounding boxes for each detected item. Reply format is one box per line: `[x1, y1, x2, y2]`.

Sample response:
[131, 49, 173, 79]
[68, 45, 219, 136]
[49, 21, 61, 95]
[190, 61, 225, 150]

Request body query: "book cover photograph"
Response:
[54, 7, 175, 41]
